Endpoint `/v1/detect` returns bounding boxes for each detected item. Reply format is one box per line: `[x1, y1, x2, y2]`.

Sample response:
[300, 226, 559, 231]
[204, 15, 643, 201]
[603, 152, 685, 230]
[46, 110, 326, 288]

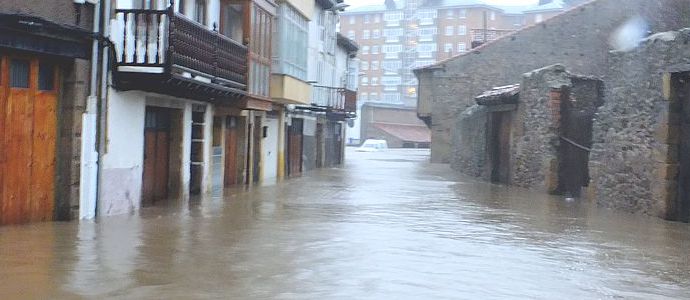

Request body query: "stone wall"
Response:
[589, 29, 690, 219]
[416, 0, 690, 164]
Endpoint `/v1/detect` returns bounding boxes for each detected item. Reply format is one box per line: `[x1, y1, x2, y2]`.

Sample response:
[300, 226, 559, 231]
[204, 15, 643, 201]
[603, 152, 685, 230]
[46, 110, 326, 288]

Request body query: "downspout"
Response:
[98, 0, 112, 215]
[79, 0, 102, 220]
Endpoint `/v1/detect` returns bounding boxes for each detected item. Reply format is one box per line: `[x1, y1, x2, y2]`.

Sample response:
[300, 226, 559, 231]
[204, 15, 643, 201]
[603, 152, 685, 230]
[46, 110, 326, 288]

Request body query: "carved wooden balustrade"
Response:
[113, 3, 248, 96]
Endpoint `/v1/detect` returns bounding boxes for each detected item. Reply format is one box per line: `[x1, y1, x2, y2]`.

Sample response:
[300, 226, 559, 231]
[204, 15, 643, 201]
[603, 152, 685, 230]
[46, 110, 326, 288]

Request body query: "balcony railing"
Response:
[112, 5, 248, 91]
[311, 86, 357, 116]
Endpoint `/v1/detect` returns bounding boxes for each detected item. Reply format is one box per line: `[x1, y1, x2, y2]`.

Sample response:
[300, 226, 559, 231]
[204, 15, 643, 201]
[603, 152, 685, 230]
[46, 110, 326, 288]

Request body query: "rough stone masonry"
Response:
[415, 0, 690, 164]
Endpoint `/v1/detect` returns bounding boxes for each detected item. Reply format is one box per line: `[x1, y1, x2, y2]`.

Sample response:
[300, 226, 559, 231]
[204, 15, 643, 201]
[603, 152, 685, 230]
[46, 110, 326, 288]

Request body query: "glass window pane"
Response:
[39, 62, 55, 91]
[10, 59, 30, 88]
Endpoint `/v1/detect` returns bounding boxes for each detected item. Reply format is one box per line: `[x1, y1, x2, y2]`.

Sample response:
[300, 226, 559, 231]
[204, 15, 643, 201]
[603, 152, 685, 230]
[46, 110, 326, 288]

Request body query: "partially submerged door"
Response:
[287, 118, 303, 176]
[142, 107, 171, 206]
[677, 74, 690, 222]
[0, 56, 58, 225]
[224, 116, 239, 186]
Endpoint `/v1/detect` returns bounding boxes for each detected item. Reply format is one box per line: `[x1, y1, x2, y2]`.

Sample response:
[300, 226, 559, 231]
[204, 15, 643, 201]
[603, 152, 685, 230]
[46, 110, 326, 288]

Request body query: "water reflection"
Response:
[0, 149, 688, 299]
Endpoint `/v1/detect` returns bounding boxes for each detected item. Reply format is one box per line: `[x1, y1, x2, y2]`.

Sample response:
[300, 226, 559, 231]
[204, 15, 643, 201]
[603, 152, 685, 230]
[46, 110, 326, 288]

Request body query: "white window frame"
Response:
[373, 29, 381, 39]
[445, 26, 454, 36]
[457, 25, 467, 36]
[458, 9, 467, 18]
[371, 61, 379, 70]
[372, 45, 380, 54]
[361, 46, 370, 55]
[362, 30, 370, 40]
[457, 42, 466, 52]
[444, 43, 453, 53]
[347, 30, 355, 40]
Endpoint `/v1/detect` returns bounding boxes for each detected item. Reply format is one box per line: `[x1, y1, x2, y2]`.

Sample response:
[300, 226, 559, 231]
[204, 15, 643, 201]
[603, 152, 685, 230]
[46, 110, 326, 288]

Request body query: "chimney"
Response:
[538, 0, 553, 5]
[385, 0, 396, 10]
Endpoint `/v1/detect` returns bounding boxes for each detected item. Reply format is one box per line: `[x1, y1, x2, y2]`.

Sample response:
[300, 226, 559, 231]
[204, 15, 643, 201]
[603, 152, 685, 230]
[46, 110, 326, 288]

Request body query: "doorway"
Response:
[142, 106, 181, 206]
[287, 118, 303, 176]
[487, 111, 512, 184]
[224, 116, 239, 186]
[676, 73, 690, 222]
[0, 56, 59, 224]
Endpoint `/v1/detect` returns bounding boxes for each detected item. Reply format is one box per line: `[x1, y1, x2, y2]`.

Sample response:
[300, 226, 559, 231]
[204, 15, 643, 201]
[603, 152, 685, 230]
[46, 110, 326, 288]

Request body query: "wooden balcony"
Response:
[111, 5, 248, 104]
[303, 86, 357, 119]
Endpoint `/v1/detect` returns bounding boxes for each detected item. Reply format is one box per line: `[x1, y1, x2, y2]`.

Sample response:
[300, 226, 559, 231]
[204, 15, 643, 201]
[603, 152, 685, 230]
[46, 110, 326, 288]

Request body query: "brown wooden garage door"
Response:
[0, 55, 59, 225]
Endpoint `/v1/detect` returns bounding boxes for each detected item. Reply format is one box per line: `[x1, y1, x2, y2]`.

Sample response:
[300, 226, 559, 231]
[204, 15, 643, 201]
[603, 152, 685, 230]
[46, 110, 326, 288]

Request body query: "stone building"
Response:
[589, 29, 690, 221]
[459, 65, 603, 197]
[415, 0, 690, 164]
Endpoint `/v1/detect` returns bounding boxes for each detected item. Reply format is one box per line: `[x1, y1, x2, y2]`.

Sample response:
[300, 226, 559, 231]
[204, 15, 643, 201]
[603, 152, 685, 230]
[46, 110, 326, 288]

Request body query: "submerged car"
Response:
[356, 139, 388, 152]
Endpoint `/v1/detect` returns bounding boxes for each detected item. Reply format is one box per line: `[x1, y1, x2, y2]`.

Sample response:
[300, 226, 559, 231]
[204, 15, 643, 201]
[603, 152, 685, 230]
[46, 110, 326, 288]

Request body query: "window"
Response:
[349, 16, 355, 25]
[373, 30, 381, 39]
[414, 60, 435, 68]
[418, 27, 436, 41]
[221, 2, 244, 42]
[362, 46, 370, 55]
[383, 44, 403, 53]
[384, 28, 403, 42]
[457, 25, 467, 36]
[372, 46, 380, 54]
[371, 61, 379, 70]
[384, 11, 403, 26]
[38, 62, 55, 91]
[381, 76, 402, 85]
[418, 9, 437, 25]
[362, 30, 370, 39]
[374, 15, 380, 23]
[10, 59, 30, 88]
[194, 0, 207, 25]
[535, 14, 543, 23]
[347, 30, 355, 39]
[490, 11, 496, 21]
[361, 61, 370, 71]
[371, 77, 379, 85]
[418, 52, 433, 58]
[444, 43, 453, 53]
[384, 11, 403, 21]
[274, 3, 309, 80]
[416, 43, 436, 52]
[459, 9, 467, 18]
[446, 10, 453, 18]
[370, 92, 378, 100]
[361, 77, 368, 85]
[248, 4, 273, 98]
[383, 93, 400, 103]
[360, 92, 368, 101]
[445, 26, 454, 36]
[457, 42, 467, 52]
[364, 15, 370, 23]
[382, 60, 401, 72]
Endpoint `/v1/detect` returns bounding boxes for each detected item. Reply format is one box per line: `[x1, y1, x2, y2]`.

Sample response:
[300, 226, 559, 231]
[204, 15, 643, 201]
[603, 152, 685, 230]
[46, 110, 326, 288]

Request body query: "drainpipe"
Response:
[79, 0, 102, 220]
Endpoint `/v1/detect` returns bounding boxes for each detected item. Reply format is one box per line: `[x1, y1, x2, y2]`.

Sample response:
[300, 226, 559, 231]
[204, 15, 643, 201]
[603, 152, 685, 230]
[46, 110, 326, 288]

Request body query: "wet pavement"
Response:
[1, 148, 690, 299]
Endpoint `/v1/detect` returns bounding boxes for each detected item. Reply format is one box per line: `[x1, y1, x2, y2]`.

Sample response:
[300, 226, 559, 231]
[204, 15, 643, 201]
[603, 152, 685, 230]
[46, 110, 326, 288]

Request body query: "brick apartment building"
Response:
[340, 0, 564, 108]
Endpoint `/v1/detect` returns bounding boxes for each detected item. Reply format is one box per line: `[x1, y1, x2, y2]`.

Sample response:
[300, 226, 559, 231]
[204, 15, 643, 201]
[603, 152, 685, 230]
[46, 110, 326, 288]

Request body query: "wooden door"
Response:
[0, 56, 58, 225]
[142, 107, 171, 206]
[224, 116, 238, 186]
[287, 118, 303, 176]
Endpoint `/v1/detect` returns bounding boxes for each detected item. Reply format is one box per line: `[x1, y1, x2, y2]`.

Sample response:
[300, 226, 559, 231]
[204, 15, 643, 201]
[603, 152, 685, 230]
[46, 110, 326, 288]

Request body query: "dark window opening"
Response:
[10, 59, 30, 88]
[38, 62, 55, 91]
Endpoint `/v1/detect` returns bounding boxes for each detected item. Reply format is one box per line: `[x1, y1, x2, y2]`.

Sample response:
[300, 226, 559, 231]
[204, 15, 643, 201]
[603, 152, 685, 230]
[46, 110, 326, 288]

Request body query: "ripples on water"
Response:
[0, 149, 689, 299]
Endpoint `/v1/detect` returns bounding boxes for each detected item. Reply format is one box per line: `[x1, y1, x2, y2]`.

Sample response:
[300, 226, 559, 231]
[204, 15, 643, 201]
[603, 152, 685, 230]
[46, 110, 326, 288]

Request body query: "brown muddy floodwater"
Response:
[1, 149, 689, 299]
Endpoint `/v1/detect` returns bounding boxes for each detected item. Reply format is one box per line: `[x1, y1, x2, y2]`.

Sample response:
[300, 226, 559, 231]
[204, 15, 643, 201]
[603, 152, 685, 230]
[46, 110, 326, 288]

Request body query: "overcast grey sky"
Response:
[344, 0, 540, 8]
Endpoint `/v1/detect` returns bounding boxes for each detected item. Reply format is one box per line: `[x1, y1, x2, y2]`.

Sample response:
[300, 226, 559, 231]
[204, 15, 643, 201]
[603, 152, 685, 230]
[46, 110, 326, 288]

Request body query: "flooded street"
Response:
[1, 148, 690, 299]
